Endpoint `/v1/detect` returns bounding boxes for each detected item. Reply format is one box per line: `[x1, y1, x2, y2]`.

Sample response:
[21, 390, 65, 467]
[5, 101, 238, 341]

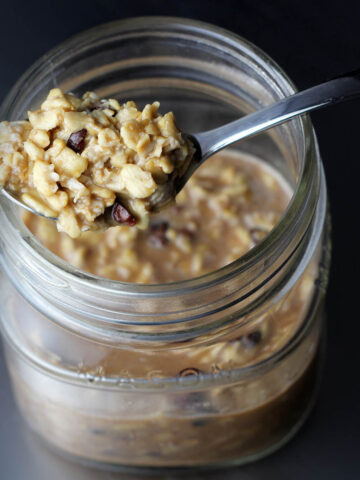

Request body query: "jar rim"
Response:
[0, 16, 317, 299]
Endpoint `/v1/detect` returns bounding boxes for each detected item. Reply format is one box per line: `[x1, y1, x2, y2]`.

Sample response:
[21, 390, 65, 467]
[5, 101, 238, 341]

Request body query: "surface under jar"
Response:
[0, 17, 330, 469]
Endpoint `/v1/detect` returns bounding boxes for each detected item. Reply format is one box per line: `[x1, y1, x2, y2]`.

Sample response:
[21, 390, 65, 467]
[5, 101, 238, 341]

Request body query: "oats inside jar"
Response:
[23, 150, 291, 283]
[14, 147, 321, 468]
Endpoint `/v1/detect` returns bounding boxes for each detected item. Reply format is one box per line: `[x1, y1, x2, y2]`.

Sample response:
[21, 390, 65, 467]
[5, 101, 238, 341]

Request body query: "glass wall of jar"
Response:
[0, 18, 330, 468]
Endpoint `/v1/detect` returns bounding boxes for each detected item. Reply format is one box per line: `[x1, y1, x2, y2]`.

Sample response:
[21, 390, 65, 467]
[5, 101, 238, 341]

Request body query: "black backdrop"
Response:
[0, 1, 359, 478]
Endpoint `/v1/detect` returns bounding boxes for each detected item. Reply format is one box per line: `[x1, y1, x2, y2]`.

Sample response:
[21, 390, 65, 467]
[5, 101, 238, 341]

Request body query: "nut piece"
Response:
[24, 140, 44, 162]
[29, 129, 50, 148]
[120, 120, 142, 150]
[41, 88, 74, 111]
[89, 184, 114, 201]
[53, 146, 88, 178]
[57, 206, 81, 238]
[33, 161, 59, 196]
[63, 112, 92, 132]
[28, 110, 61, 131]
[98, 128, 119, 147]
[110, 151, 129, 168]
[46, 191, 68, 212]
[157, 112, 178, 137]
[61, 177, 88, 202]
[120, 164, 157, 199]
[46, 138, 66, 158]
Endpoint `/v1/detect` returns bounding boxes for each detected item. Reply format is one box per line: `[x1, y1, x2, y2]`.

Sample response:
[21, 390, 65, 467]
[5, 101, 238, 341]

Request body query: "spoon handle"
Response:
[194, 68, 360, 160]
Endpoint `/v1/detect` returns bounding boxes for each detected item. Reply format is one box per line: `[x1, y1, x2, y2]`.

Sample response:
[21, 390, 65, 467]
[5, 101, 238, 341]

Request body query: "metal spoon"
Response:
[150, 68, 360, 210]
[2, 69, 360, 219]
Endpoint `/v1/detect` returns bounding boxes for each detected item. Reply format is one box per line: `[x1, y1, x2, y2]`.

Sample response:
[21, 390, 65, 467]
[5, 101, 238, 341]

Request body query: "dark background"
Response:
[0, 1, 359, 479]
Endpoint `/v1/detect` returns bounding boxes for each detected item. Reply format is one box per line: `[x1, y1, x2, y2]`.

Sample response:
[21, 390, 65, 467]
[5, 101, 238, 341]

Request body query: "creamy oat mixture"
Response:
[23, 149, 315, 376]
[0, 89, 194, 237]
[24, 150, 290, 283]
[13, 149, 321, 467]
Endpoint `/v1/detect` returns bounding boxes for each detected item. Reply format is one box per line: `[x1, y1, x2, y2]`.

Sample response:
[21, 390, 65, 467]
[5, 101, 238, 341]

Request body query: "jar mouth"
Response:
[0, 16, 318, 299]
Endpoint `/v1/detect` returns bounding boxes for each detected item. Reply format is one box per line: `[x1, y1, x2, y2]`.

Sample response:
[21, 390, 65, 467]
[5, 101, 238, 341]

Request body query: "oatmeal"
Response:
[0, 89, 194, 237]
[3, 149, 323, 467]
[23, 150, 317, 378]
[24, 150, 289, 282]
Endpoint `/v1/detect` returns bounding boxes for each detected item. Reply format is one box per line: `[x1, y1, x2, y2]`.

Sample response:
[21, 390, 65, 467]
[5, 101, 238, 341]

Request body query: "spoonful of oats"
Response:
[0, 70, 359, 237]
[0, 89, 195, 237]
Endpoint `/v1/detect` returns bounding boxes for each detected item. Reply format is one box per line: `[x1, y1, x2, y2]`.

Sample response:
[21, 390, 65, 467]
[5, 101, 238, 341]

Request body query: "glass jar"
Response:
[0, 17, 330, 468]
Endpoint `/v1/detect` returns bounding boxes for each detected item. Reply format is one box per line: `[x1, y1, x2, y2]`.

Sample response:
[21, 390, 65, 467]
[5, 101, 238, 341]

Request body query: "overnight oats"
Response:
[0, 18, 330, 469]
[23, 150, 291, 282]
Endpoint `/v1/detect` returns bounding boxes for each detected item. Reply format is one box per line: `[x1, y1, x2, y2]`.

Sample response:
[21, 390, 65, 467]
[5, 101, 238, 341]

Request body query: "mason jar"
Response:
[0, 17, 330, 468]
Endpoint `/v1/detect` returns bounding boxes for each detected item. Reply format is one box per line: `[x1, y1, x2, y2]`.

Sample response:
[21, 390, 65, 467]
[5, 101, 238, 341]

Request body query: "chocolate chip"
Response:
[183, 391, 216, 414]
[241, 331, 262, 349]
[178, 367, 201, 378]
[191, 419, 209, 427]
[173, 391, 216, 414]
[67, 129, 87, 153]
[148, 221, 169, 248]
[171, 204, 186, 215]
[112, 202, 137, 226]
[90, 428, 106, 435]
